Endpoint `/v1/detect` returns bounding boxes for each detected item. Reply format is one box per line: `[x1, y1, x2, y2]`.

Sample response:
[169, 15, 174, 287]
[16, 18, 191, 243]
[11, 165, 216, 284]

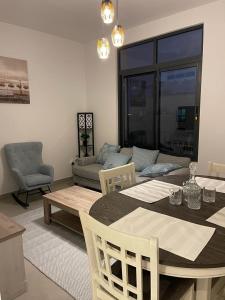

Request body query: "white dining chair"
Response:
[80, 211, 195, 300]
[208, 161, 225, 177]
[99, 163, 136, 195]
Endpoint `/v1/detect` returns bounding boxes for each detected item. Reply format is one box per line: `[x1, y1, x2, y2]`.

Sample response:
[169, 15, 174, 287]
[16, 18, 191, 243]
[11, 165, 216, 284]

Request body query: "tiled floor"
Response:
[0, 178, 75, 300]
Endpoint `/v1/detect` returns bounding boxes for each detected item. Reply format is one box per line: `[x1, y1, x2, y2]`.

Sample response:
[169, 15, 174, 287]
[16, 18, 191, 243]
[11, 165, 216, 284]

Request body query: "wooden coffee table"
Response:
[43, 186, 101, 235]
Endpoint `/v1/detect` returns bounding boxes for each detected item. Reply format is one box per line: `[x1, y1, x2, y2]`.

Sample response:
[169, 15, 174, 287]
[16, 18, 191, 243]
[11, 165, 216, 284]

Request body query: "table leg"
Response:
[44, 199, 51, 224]
[196, 278, 212, 300]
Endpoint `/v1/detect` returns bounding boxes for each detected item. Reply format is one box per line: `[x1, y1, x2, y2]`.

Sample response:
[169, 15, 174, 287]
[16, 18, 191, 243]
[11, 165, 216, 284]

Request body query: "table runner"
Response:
[120, 180, 180, 203]
[196, 177, 225, 193]
[207, 207, 225, 228]
[110, 207, 215, 261]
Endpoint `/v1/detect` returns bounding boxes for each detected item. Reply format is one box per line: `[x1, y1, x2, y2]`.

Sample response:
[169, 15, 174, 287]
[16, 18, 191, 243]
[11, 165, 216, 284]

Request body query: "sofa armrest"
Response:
[75, 156, 97, 166]
[39, 164, 54, 180]
[167, 167, 190, 176]
[11, 168, 27, 189]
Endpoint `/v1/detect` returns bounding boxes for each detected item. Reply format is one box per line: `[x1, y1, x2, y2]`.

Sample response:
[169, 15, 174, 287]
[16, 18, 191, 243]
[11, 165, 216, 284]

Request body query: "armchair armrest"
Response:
[11, 168, 27, 189]
[39, 164, 54, 180]
[75, 156, 97, 166]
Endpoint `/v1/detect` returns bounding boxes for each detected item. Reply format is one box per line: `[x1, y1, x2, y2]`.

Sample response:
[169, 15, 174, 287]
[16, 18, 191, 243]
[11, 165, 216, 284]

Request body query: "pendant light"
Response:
[111, 0, 125, 47]
[101, 0, 115, 24]
[97, 37, 110, 60]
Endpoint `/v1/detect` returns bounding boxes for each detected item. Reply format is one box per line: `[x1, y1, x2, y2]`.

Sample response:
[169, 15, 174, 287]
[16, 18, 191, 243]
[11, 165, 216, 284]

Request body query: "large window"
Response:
[118, 26, 203, 160]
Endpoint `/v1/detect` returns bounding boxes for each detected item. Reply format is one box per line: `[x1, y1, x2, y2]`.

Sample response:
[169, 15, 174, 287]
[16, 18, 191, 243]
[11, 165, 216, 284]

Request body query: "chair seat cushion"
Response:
[24, 173, 52, 187]
[73, 163, 103, 181]
[111, 261, 194, 300]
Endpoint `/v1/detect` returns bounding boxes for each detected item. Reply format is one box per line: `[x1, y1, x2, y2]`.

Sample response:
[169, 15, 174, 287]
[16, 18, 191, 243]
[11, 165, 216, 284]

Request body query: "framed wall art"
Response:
[0, 56, 30, 104]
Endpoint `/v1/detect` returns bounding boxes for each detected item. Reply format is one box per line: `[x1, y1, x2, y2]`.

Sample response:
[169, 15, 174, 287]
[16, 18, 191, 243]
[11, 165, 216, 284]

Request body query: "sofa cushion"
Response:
[131, 146, 159, 172]
[120, 147, 133, 158]
[24, 173, 52, 187]
[96, 143, 120, 164]
[156, 153, 190, 168]
[103, 153, 131, 170]
[76, 156, 97, 166]
[73, 163, 103, 181]
[139, 163, 182, 178]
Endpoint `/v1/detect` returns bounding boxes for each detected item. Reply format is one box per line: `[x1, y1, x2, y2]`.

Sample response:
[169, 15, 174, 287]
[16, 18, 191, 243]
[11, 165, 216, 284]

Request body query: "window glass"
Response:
[125, 73, 155, 148]
[159, 67, 197, 157]
[157, 29, 202, 63]
[120, 42, 154, 70]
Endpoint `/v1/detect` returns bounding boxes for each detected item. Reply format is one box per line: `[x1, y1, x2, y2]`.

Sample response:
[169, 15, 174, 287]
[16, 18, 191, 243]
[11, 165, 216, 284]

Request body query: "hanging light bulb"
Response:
[111, 0, 125, 47]
[101, 0, 115, 24]
[111, 25, 125, 47]
[97, 38, 110, 60]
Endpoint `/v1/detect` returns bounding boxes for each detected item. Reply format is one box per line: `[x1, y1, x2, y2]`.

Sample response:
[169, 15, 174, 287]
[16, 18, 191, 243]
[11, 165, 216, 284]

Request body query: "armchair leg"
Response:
[12, 191, 29, 208]
[48, 185, 52, 193]
[39, 185, 52, 194]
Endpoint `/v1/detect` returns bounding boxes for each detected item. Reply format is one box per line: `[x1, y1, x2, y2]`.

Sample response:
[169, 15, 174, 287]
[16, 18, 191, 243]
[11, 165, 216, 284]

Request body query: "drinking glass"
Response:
[203, 186, 216, 203]
[169, 188, 182, 206]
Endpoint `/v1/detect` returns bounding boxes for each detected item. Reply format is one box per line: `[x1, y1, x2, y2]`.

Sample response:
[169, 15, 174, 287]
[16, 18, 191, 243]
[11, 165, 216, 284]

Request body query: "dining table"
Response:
[89, 175, 225, 300]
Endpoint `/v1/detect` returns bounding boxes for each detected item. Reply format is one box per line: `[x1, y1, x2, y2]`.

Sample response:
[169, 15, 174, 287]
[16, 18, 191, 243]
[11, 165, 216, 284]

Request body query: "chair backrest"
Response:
[80, 211, 159, 300]
[4, 142, 43, 175]
[99, 163, 136, 196]
[208, 161, 225, 177]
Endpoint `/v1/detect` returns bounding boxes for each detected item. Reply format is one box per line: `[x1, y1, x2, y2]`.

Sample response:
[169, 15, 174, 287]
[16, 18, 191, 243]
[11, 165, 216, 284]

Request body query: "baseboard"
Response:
[0, 177, 73, 200]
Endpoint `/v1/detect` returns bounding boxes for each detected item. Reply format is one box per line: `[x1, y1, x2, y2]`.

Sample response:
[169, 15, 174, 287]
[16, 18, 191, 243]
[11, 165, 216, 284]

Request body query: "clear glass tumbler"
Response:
[169, 188, 182, 206]
[203, 187, 216, 203]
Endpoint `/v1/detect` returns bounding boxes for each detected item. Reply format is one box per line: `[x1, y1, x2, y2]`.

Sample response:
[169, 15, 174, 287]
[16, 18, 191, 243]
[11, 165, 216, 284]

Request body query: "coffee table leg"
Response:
[196, 278, 212, 300]
[44, 199, 51, 224]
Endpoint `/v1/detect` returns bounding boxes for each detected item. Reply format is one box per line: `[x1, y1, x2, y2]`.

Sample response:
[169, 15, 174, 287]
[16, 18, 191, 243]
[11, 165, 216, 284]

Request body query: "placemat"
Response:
[196, 177, 225, 193]
[207, 207, 225, 228]
[110, 207, 215, 261]
[120, 180, 180, 203]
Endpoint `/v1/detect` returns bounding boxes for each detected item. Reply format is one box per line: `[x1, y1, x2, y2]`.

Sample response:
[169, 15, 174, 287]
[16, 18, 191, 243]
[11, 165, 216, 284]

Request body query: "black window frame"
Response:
[118, 24, 203, 161]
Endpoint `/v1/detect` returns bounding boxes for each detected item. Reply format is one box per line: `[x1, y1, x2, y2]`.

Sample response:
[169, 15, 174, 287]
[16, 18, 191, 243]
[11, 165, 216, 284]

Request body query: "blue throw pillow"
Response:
[103, 153, 131, 170]
[139, 163, 182, 177]
[131, 146, 159, 172]
[96, 143, 120, 164]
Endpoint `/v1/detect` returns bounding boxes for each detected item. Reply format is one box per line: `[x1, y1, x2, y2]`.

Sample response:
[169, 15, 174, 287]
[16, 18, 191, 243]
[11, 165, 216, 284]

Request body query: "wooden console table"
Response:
[0, 213, 26, 300]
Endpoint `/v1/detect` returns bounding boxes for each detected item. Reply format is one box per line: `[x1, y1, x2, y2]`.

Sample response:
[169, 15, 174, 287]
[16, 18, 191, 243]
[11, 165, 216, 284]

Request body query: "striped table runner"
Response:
[120, 180, 180, 203]
[111, 207, 215, 261]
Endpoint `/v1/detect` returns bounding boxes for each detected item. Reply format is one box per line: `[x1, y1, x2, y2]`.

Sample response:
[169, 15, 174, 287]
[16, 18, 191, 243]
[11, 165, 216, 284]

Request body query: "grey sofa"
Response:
[72, 147, 190, 190]
[4, 142, 54, 207]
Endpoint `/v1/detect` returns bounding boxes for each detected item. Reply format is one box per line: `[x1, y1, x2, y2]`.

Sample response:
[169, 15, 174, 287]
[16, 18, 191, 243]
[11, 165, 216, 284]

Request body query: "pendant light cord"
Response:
[116, 0, 119, 25]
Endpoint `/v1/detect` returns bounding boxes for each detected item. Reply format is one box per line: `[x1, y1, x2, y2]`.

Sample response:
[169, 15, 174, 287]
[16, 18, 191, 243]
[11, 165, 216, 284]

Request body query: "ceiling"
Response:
[0, 0, 216, 43]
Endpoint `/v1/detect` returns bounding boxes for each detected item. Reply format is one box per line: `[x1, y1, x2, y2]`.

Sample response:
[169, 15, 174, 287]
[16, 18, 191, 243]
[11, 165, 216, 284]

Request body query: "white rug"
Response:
[14, 207, 92, 300]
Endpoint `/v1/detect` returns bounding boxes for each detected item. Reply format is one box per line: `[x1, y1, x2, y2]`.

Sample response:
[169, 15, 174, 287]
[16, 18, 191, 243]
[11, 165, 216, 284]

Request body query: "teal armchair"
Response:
[4, 142, 54, 207]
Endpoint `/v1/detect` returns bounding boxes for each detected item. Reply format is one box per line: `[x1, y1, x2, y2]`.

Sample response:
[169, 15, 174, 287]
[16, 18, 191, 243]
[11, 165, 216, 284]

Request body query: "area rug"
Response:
[14, 207, 92, 300]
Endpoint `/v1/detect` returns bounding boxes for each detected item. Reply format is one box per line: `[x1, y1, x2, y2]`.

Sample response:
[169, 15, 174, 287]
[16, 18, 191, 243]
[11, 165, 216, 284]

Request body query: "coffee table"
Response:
[43, 186, 101, 235]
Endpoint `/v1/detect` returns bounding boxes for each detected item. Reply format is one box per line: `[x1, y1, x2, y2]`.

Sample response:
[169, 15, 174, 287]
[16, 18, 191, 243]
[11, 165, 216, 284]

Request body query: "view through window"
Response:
[118, 26, 203, 160]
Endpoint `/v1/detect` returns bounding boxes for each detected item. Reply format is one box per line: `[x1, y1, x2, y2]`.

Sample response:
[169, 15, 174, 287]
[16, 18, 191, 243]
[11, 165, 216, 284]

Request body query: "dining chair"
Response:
[80, 211, 195, 300]
[208, 161, 225, 177]
[99, 163, 136, 195]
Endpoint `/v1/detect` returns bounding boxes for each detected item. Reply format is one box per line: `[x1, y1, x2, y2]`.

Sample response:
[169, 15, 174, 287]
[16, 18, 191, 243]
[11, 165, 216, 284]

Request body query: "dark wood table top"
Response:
[90, 175, 225, 269]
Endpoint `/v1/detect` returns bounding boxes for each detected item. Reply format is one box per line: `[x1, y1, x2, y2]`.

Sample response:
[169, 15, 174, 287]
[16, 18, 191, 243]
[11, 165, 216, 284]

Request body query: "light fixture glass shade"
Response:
[101, 0, 115, 24]
[111, 25, 125, 47]
[97, 38, 110, 59]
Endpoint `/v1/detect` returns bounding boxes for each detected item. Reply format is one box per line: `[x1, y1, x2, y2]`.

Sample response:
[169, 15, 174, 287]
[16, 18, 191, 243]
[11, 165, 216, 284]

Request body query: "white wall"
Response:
[84, 0, 225, 175]
[0, 22, 87, 195]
